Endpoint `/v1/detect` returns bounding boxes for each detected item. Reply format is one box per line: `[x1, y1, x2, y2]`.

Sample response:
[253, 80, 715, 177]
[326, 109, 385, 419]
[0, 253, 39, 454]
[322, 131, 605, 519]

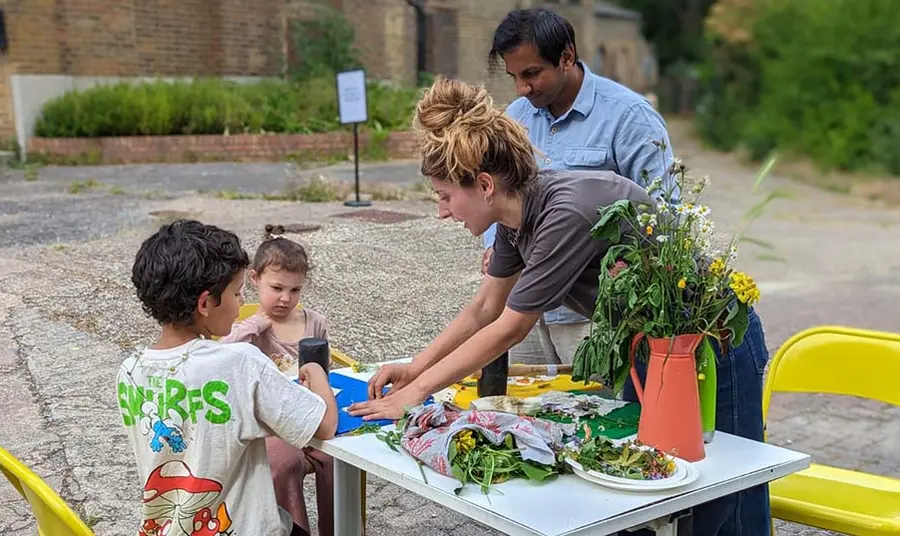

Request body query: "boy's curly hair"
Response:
[132, 219, 250, 326]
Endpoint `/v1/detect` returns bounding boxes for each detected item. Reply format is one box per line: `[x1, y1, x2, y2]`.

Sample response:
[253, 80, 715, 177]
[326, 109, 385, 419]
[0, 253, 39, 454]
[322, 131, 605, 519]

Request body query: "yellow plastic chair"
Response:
[234, 303, 356, 368]
[0, 446, 94, 536]
[763, 326, 900, 535]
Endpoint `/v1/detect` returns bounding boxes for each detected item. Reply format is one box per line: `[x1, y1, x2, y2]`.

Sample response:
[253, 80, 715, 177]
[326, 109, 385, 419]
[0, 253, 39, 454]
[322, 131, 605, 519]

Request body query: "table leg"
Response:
[654, 522, 677, 536]
[334, 458, 364, 536]
[655, 509, 692, 536]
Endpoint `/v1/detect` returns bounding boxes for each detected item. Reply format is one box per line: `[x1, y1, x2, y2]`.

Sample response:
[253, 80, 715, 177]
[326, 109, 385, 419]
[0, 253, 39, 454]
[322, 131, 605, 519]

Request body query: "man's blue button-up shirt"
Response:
[484, 62, 676, 325]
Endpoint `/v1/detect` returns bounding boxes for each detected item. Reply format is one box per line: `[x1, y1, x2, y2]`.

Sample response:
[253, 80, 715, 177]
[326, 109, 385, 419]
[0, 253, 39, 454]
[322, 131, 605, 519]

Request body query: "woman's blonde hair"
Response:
[413, 78, 538, 192]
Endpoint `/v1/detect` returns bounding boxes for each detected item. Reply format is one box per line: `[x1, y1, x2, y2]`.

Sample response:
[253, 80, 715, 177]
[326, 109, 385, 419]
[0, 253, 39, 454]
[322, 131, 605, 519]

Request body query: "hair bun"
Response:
[264, 224, 286, 239]
[414, 78, 494, 137]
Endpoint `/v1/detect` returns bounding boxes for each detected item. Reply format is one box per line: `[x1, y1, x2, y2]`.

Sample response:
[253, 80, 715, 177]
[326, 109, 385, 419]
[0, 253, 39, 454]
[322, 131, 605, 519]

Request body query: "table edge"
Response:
[312, 436, 810, 536]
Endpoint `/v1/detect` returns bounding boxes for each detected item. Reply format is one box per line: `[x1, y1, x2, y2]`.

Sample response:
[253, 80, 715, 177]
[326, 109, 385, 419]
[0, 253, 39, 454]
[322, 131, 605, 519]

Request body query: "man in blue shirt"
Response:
[482, 7, 676, 367]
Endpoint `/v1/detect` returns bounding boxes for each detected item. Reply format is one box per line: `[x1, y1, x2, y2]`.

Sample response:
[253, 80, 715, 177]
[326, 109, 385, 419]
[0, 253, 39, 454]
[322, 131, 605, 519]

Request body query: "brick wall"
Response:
[27, 131, 420, 165]
[1, 0, 286, 78]
[0, 0, 290, 137]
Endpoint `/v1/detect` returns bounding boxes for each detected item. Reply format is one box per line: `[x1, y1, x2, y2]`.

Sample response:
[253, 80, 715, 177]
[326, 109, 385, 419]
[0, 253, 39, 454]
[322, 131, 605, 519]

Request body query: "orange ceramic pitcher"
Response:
[629, 332, 706, 462]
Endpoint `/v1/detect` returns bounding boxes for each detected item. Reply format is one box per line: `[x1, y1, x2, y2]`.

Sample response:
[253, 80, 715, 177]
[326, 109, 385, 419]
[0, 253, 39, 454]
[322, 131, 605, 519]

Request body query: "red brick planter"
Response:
[27, 131, 419, 165]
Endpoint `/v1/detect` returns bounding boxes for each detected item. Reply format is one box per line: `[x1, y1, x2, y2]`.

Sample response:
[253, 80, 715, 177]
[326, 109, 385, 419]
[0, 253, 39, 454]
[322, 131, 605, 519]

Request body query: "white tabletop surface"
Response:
[314, 366, 811, 536]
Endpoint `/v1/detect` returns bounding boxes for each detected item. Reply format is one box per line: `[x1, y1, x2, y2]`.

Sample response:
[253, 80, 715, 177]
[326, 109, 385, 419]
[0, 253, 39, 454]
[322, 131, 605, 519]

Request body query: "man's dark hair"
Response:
[488, 8, 579, 71]
[132, 219, 249, 326]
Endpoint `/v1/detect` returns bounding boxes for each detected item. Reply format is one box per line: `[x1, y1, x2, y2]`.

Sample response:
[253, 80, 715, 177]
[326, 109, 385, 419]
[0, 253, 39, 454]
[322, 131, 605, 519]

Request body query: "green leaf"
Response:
[451, 463, 465, 483]
[648, 284, 662, 307]
[752, 154, 778, 194]
[723, 300, 739, 326]
[725, 301, 750, 347]
[519, 462, 554, 482]
[591, 200, 633, 242]
[448, 440, 458, 462]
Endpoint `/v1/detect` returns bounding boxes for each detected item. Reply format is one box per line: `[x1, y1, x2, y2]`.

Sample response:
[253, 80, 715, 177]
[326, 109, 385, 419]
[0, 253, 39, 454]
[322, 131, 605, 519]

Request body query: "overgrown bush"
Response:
[286, 4, 359, 81]
[697, 0, 900, 175]
[33, 77, 420, 138]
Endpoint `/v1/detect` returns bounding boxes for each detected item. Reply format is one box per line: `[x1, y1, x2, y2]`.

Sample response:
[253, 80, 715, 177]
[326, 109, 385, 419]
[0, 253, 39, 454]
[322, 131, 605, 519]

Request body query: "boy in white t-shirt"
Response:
[116, 219, 337, 536]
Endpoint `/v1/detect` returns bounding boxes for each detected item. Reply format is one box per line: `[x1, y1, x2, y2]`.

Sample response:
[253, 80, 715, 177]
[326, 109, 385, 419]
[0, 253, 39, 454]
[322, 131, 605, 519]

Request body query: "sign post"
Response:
[336, 68, 371, 207]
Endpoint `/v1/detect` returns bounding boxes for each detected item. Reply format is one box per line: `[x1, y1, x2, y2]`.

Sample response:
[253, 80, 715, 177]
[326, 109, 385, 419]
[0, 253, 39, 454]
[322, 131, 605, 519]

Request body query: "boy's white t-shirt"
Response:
[115, 338, 326, 536]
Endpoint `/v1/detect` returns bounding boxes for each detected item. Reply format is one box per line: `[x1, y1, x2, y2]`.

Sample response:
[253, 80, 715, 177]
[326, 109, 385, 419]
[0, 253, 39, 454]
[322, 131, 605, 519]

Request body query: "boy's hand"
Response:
[299, 362, 327, 386]
[299, 362, 338, 440]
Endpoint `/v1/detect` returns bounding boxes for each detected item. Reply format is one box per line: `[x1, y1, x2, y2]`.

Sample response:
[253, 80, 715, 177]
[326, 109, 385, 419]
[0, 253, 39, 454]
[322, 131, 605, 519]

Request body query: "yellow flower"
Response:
[683, 239, 693, 249]
[666, 459, 677, 475]
[709, 258, 726, 276]
[677, 278, 687, 289]
[455, 429, 476, 454]
[698, 373, 706, 381]
[646, 225, 654, 235]
[729, 271, 761, 305]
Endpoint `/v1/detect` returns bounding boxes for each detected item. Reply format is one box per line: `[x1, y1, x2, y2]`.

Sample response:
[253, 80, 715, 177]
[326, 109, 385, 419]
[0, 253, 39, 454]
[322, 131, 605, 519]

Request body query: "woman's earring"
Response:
[483, 195, 493, 206]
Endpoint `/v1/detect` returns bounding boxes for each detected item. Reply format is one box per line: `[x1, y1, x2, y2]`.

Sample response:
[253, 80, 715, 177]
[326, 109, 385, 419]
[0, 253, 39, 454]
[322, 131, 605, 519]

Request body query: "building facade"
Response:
[0, 0, 655, 144]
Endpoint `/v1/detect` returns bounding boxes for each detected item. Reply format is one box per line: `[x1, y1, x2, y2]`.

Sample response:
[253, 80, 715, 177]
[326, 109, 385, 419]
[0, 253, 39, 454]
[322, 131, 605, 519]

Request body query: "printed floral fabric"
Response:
[399, 402, 567, 477]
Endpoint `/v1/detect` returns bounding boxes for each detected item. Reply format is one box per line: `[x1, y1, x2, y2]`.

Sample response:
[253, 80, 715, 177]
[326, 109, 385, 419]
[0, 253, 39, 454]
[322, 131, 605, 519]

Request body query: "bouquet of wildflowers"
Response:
[572, 145, 776, 392]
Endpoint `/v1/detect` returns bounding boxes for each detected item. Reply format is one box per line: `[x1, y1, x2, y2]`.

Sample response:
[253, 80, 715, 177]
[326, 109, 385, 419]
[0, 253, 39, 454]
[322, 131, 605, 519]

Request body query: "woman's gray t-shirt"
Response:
[487, 169, 652, 317]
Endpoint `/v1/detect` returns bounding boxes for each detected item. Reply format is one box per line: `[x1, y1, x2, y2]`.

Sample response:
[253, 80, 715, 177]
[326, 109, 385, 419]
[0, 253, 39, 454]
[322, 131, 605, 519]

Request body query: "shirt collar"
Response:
[532, 61, 597, 119]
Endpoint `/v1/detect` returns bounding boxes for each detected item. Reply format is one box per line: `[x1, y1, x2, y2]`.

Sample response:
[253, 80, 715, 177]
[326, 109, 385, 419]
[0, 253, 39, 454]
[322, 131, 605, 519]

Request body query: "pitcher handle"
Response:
[629, 332, 646, 404]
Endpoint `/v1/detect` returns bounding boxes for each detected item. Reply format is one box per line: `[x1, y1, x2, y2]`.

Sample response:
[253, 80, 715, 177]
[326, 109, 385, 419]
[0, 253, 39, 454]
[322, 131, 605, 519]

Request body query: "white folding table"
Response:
[311, 366, 810, 535]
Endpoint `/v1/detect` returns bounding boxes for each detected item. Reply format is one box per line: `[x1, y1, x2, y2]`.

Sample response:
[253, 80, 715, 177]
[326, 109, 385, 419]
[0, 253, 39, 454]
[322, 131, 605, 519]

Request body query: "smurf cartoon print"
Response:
[141, 461, 233, 536]
[140, 401, 187, 454]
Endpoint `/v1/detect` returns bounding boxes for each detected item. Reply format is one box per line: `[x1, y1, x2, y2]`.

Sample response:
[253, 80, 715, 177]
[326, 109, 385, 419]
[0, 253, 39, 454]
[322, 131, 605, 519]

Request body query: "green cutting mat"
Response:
[536, 395, 641, 440]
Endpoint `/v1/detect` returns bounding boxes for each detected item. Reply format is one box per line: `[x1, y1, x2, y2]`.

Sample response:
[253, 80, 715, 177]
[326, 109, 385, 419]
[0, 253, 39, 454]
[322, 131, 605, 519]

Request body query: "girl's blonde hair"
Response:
[414, 78, 538, 192]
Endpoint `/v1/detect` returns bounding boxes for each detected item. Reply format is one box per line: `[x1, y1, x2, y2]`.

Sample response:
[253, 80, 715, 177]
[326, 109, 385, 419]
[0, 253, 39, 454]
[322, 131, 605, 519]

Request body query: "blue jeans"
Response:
[620, 308, 771, 535]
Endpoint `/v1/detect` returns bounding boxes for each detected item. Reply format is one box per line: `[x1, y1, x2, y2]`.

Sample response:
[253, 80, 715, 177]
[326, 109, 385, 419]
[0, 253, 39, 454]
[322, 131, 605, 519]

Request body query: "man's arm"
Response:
[613, 103, 678, 201]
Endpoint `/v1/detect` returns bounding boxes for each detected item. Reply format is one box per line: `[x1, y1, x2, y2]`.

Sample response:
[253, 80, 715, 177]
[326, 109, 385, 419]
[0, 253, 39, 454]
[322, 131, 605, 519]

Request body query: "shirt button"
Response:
[550, 127, 558, 134]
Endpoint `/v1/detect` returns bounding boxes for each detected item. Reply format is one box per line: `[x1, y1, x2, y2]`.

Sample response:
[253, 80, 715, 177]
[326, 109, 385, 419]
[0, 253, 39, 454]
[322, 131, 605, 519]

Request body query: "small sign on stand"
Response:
[336, 68, 371, 207]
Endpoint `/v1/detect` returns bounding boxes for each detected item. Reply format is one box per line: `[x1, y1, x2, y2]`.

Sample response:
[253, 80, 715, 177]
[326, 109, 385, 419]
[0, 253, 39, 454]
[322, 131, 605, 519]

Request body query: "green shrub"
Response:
[33, 77, 418, 138]
[697, 0, 900, 175]
[286, 4, 359, 81]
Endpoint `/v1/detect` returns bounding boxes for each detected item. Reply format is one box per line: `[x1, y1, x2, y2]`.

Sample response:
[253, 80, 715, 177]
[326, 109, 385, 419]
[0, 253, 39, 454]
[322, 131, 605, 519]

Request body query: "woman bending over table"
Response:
[348, 77, 773, 536]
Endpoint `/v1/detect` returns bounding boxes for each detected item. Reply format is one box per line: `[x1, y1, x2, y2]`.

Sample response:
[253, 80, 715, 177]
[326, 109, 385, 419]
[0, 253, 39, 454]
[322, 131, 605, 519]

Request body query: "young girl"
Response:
[221, 224, 334, 536]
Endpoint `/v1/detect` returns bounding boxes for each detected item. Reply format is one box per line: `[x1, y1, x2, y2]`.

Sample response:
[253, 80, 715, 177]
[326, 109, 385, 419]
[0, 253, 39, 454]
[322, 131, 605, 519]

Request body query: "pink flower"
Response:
[609, 260, 628, 278]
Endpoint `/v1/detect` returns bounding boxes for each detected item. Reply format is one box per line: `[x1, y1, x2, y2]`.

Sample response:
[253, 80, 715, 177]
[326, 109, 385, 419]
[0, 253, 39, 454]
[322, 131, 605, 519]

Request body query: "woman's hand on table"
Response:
[348, 384, 427, 421]
[367, 363, 418, 399]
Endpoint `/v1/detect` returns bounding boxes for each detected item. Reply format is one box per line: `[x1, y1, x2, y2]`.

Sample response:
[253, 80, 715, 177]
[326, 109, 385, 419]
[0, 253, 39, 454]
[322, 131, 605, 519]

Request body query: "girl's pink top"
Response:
[220, 309, 329, 376]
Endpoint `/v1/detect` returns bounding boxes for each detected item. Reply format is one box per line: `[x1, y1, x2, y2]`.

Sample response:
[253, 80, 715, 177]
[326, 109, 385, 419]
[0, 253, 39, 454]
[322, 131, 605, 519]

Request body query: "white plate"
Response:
[565, 457, 699, 492]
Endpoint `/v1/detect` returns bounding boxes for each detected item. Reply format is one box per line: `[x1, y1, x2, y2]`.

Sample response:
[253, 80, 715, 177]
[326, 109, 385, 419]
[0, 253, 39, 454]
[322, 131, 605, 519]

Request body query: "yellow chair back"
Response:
[763, 325, 900, 416]
[763, 325, 900, 536]
[0, 446, 95, 536]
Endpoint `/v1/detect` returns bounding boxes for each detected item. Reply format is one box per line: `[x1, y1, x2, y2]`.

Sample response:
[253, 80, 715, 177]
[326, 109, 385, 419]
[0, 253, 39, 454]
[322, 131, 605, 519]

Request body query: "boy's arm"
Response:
[253, 358, 333, 448]
[300, 363, 338, 439]
[220, 313, 271, 343]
